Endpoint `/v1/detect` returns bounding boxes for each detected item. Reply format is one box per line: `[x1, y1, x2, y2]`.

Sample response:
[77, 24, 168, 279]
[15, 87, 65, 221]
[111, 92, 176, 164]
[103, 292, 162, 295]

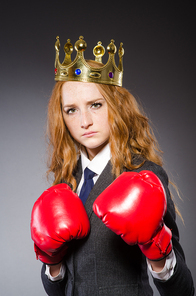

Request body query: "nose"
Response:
[80, 110, 93, 129]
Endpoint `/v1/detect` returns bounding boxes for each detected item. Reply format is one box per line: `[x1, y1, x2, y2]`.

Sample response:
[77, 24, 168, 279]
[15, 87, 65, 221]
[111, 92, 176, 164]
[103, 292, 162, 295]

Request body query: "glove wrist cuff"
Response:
[139, 225, 172, 261]
[34, 243, 67, 265]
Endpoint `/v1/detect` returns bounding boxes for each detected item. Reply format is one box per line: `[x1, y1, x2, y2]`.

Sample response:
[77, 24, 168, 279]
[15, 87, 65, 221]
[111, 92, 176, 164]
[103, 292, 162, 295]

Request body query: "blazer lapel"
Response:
[74, 157, 82, 190]
[84, 160, 114, 218]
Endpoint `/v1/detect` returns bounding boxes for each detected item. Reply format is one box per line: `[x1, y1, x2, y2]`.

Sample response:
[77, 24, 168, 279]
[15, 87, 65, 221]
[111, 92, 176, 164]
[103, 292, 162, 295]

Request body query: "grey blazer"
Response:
[41, 159, 194, 296]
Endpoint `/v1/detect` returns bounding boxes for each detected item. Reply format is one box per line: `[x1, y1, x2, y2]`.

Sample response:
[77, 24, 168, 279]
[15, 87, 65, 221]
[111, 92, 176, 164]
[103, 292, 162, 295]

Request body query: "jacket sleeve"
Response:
[138, 161, 195, 296]
[41, 264, 67, 296]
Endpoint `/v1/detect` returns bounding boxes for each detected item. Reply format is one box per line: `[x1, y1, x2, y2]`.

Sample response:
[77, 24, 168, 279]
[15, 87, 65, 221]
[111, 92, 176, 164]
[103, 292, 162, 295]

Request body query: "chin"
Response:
[88, 141, 108, 150]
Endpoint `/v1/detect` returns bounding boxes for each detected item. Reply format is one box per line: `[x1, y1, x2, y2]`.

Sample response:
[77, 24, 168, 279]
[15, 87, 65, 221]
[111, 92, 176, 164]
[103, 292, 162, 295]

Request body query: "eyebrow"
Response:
[63, 97, 105, 109]
[63, 103, 76, 109]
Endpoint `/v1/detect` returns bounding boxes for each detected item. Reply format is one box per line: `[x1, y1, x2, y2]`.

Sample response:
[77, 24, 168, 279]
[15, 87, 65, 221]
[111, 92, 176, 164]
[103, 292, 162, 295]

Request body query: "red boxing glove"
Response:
[31, 183, 90, 264]
[93, 171, 172, 261]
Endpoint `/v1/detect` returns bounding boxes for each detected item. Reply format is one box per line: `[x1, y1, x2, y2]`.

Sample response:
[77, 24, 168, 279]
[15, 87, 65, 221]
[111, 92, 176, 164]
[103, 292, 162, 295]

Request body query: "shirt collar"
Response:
[80, 144, 111, 176]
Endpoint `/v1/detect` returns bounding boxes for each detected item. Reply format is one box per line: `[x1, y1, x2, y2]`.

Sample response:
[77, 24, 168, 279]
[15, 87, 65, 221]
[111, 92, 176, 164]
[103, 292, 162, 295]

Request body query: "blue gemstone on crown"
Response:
[109, 72, 114, 78]
[75, 68, 81, 76]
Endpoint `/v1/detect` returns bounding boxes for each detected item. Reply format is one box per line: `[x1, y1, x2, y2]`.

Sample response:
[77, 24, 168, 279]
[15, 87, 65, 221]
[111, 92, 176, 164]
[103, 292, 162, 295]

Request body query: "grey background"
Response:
[0, 2, 195, 295]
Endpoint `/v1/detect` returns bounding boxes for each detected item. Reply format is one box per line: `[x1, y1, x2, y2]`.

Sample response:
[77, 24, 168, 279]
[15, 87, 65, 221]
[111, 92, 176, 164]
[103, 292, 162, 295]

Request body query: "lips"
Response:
[82, 131, 97, 137]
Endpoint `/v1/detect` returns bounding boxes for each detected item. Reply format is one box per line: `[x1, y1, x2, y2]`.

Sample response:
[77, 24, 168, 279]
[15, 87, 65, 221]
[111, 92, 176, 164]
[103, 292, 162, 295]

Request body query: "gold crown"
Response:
[54, 36, 124, 86]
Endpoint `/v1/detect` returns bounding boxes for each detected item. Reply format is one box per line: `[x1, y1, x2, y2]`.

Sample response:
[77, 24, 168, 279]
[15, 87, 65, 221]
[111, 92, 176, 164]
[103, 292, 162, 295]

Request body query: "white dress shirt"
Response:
[76, 144, 111, 196]
[46, 144, 176, 281]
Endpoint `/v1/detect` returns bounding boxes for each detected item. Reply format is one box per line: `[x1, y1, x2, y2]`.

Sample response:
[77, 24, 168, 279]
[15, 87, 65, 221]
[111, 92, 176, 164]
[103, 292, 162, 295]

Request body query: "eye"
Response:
[91, 102, 102, 109]
[66, 108, 76, 114]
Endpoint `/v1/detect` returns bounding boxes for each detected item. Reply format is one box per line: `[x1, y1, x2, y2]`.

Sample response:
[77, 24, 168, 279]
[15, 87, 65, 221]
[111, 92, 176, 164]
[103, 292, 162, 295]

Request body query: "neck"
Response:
[85, 141, 109, 161]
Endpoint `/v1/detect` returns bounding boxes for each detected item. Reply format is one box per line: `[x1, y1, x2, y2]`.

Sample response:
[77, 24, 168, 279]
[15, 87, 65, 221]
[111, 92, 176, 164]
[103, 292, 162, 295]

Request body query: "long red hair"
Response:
[46, 81, 162, 190]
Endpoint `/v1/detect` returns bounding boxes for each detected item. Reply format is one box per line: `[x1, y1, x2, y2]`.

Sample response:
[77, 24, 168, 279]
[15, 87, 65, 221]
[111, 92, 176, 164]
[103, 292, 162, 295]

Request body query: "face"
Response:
[62, 81, 110, 160]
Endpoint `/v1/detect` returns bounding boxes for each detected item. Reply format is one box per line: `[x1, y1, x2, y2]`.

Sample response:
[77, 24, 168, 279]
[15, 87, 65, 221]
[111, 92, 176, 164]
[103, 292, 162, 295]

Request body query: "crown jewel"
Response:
[54, 36, 124, 86]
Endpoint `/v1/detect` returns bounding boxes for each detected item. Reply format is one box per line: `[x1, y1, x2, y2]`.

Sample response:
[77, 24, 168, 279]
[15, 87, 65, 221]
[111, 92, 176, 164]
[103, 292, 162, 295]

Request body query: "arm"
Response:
[149, 258, 166, 272]
[41, 263, 67, 296]
[45, 263, 66, 281]
[147, 249, 176, 280]
[31, 183, 90, 296]
[49, 263, 62, 277]
[150, 164, 194, 295]
[93, 170, 172, 260]
[31, 183, 90, 265]
[140, 163, 194, 295]
[93, 164, 195, 296]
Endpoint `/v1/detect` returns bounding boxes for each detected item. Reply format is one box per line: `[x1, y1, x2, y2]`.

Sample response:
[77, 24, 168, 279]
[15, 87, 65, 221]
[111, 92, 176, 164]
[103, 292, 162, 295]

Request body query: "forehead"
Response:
[61, 81, 103, 102]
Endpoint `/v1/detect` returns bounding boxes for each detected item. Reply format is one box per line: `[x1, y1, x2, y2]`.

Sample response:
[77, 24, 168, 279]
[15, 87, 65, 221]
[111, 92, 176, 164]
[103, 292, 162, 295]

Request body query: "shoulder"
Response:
[126, 159, 176, 220]
[127, 158, 169, 187]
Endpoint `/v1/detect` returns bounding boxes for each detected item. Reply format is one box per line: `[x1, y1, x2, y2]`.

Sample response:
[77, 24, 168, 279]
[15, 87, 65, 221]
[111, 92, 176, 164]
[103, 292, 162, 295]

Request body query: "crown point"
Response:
[107, 39, 117, 54]
[64, 39, 73, 55]
[62, 39, 73, 65]
[93, 41, 105, 62]
[55, 36, 60, 51]
[118, 42, 124, 58]
[75, 36, 87, 52]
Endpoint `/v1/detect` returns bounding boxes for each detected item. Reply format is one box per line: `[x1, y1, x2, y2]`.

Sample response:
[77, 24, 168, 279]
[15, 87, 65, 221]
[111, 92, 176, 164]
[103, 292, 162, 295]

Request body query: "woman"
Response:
[31, 36, 194, 295]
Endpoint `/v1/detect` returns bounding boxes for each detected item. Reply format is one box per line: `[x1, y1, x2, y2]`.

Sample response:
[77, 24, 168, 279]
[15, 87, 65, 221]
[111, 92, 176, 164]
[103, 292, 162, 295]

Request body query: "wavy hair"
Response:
[46, 68, 183, 220]
[46, 79, 162, 189]
[46, 81, 78, 190]
[96, 83, 163, 177]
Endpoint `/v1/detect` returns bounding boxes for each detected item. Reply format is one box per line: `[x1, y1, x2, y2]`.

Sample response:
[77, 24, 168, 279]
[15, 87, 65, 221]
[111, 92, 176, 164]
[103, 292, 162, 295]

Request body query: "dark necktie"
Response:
[79, 167, 95, 204]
